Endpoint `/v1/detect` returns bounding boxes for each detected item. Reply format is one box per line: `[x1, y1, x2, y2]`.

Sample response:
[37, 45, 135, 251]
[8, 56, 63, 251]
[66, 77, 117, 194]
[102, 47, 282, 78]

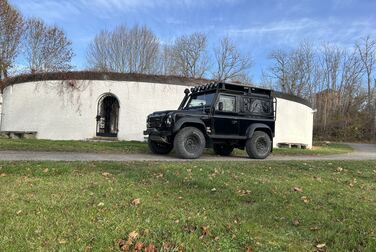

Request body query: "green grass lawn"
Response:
[272, 142, 354, 156]
[0, 138, 353, 156]
[0, 160, 375, 251]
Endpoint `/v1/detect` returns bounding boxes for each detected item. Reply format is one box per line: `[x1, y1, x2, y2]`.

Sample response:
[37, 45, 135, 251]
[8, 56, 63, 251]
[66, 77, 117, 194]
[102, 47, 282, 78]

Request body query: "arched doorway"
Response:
[96, 94, 120, 137]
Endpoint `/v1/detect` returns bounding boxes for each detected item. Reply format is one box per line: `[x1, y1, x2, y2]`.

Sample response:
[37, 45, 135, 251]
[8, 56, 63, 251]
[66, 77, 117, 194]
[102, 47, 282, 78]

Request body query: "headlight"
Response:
[165, 115, 173, 126]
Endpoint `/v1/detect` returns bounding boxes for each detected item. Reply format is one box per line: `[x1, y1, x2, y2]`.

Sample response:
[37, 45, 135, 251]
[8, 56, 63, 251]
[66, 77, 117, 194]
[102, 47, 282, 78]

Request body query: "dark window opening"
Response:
[96, 94, 119, 137]
[184, 92, 216, 109]
[216, 94, 236, 112]
[242, 97, 272, 115]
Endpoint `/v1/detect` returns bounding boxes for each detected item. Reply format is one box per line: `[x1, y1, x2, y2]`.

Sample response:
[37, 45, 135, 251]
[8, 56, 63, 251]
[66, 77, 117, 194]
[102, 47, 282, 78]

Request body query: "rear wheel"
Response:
[213, 144, 234, 156]
[148, 137, 173, 155]
[174, 127, 206, 159]
[245, 131, 271, 159]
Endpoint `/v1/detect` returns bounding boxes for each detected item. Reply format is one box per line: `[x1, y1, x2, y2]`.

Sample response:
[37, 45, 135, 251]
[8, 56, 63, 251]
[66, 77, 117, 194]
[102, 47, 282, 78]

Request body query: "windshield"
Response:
[185, 92, 216, 109]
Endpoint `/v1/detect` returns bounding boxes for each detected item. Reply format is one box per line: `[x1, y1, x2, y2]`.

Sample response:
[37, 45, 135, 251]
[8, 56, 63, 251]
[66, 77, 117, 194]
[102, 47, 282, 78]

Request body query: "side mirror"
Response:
[218, 102, 224, 111]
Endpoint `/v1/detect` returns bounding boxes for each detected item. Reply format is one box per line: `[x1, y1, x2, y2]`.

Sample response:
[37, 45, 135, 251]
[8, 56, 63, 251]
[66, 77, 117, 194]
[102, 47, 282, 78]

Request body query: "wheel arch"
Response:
[246, 123, 273, 140]
[173, 118, 206, 135]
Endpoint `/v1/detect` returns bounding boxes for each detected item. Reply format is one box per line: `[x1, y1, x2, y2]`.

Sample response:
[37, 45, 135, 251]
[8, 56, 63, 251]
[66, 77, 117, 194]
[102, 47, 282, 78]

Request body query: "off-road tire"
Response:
[245, 131, 271, 159]
[148, 137, 173, 155]
[174, 127, 206, 159]
[213, 144, 234, 156]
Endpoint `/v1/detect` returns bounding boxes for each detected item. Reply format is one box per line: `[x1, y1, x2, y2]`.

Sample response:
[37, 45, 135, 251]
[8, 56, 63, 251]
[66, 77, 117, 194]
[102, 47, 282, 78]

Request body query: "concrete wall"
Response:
[1, 80, 313, 147]
[1, 80, 186, 140]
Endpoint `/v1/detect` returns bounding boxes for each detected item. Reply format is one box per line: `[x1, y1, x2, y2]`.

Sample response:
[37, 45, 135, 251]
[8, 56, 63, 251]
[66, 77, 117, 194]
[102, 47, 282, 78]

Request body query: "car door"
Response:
[212, 94, 239, 136]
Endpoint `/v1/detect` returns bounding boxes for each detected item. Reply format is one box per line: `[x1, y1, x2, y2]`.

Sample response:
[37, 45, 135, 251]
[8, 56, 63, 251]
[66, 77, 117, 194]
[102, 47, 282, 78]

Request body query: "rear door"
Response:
[238, 96, 274, 136]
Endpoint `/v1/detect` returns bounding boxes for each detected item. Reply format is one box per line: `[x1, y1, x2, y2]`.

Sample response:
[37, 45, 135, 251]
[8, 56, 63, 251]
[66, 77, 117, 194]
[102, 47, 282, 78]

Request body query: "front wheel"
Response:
[245, 131, 272, 159]
[148, 137, 173, 155]
[174, 127, 206, 159]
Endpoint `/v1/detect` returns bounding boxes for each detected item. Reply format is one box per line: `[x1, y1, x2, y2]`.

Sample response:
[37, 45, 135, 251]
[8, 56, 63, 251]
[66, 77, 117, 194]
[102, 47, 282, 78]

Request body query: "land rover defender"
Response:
[143, 82, 276, 159]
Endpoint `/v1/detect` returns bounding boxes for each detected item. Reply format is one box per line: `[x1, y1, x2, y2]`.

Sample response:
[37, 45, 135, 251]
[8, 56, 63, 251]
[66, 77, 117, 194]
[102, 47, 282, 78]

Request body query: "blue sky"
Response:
[10, 0, 376, 82]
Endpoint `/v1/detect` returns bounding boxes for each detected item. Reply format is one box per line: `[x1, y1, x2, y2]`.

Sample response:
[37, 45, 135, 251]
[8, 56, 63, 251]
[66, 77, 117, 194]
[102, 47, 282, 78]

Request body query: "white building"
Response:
[0, 72, 314, 148]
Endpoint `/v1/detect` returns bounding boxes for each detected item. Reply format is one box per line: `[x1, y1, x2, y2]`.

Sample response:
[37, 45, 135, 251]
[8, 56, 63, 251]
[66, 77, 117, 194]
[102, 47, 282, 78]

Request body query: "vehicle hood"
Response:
[148, 109, 206, 118]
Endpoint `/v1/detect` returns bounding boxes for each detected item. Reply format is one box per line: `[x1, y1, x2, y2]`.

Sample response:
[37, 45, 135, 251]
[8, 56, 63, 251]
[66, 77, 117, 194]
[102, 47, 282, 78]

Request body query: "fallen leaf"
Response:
[58, 239, 67, 244]
[292, 219, 300, 226]
[201, 226, 210, 237]
[310, 226, 320, 231]
[316, 243, 326, 248]
[301, 196, 309, 204]
[293, 187, 303, 192]
[211, 188, 217, 192]
[132, 198, 141, 206]
[118, 239, 132, 251]
[16, 210, 22, 215]
[314, 176, 322, 182]
[134, 241, 143, 251]
[128, 231, 138, 240]
[43, 168, 49, 173]
[97, 202, 105, 207]
[246, 246, 254, 252]
[237, 189, 251, 196]
[214, 236, 220, 241]
[162, 242, 171, 250]
[101, 172, 111, 177]
[144, 243, 157, 252]
[0, 173, 6, 177]
[336, 167, 343, 172]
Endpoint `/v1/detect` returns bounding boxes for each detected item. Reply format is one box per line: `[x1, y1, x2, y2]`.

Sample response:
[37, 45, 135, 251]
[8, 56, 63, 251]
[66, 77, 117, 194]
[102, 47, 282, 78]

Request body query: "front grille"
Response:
[148, 117, 163, 128]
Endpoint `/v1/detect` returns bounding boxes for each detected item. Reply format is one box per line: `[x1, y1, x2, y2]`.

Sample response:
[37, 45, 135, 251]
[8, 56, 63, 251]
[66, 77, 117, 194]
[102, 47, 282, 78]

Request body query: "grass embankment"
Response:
[0, 139, 148, 154]
[0, 138, 353, 156]
[0, 161, 375, 251]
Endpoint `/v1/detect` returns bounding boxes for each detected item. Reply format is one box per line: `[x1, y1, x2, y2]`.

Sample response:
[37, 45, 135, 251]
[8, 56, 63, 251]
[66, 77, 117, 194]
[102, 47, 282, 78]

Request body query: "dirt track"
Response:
[0, 143, 375, 161]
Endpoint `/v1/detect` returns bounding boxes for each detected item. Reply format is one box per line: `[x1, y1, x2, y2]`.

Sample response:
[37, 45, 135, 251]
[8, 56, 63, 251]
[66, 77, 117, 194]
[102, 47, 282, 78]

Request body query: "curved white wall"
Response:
[274, 98, 313, 148]
[1, 80, 313, 148]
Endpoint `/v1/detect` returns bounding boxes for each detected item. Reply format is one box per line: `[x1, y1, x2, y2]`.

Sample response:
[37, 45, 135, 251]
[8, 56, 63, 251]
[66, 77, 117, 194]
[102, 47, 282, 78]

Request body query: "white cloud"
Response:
[12, 0, 81, 21]
[226, 18, 376, 48]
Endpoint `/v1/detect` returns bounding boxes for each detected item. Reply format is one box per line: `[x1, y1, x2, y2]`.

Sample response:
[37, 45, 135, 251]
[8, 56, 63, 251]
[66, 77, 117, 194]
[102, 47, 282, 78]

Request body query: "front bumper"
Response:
[143, 128, 172, 144]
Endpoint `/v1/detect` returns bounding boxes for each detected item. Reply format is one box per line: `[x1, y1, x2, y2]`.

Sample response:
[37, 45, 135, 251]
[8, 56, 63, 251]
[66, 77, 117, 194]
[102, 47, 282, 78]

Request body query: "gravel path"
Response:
[0, 143, 375, 161]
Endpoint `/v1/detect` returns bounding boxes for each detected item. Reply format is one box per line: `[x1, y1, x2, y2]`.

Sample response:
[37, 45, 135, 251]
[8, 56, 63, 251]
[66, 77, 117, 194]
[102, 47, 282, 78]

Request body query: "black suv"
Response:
[144, 82, 276, 159]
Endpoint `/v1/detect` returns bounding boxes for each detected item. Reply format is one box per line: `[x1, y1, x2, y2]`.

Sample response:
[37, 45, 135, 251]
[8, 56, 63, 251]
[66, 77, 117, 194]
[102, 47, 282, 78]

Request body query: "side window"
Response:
[216, 95, 236, 112]
[243, 97, 272, 114]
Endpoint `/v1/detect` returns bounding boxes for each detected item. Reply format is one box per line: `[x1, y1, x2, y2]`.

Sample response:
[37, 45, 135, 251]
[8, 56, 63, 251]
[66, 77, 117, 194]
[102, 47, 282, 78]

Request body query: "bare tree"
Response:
[356, 36, 376, 111]
[310, 42, 367, 141]
[24, 18, 74, 73]
[87, 25, 160, 74]
[355, 36, 376, 138]
[268, 42, 318, 98]
[0, 0, 23, 79]
[212, 36, 251, 82]
[170, 32, 208, 78]
[86, 30, 111, 72]
[158, 44, 178, 76]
